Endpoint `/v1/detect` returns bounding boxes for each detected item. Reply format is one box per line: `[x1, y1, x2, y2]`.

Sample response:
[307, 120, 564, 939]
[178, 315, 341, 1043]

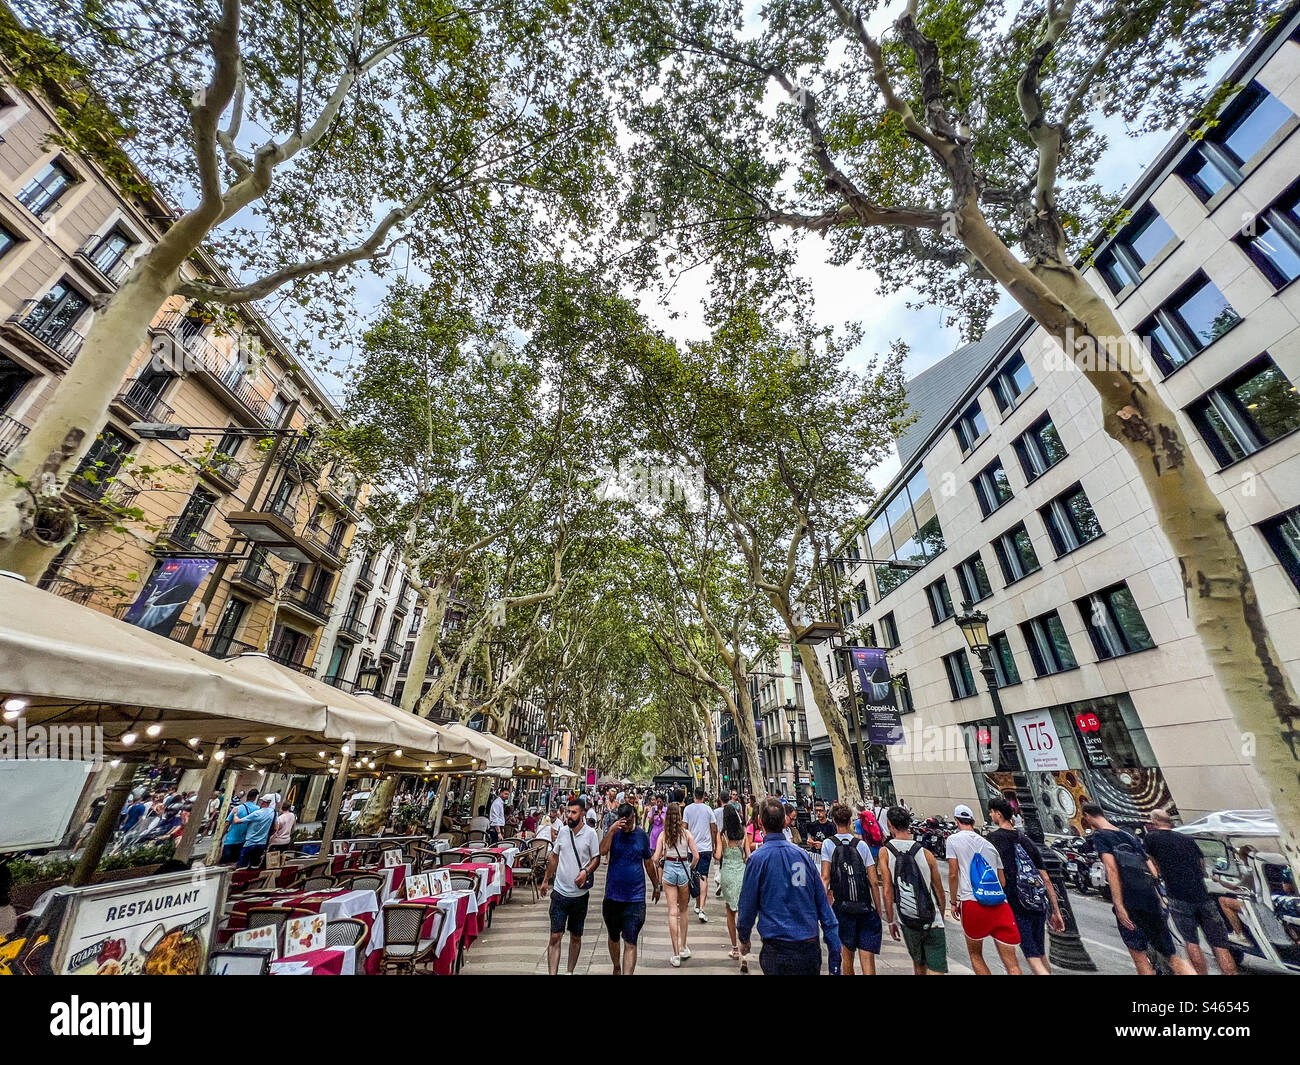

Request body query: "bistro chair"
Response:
[435, 851, 464, 867]
[465, 829, 487, 844]
[207, 948, 272, 975]
[325, 917, 370, 951]
[380, 904, 444, 975]
[245, 905, 294, 952]
[445, 831, 467, 847]
[465, 850, 500, 864]
[499, 837, 525, 849]
[512, 843, 548, 903]
[301, 874, 336, 892]
[412, 846, 442, 873]
[447, 873, 477, 895]
[343, 872, 386, 904]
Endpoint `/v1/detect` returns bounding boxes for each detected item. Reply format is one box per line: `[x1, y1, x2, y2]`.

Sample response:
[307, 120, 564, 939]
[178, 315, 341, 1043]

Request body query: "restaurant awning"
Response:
[438, 721, 549, 775]
[549, 765, 578, 779]
[351, 693, 493, 767]
[0, 577, 333, 767]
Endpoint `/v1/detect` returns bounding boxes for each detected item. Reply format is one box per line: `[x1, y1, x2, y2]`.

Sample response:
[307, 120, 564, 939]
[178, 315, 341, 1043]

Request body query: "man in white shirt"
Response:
[683, 787, 719, 923]
[489, 786, 509, 844]
[711, 793, 731, 897]
[541, 799, 602, 974]
[944, 803, 1022, 975]
[470, 805, 491, 833]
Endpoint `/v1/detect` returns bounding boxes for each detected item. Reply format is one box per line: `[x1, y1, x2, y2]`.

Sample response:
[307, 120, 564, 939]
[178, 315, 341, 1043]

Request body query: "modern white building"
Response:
[807, 14, 1300, 830]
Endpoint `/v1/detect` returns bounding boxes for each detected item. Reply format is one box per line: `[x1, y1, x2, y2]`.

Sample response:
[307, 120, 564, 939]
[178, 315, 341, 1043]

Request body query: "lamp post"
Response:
[783, 699, 800, 800]
[354, 663, 382, 696]
[955, 602, 1096, 972]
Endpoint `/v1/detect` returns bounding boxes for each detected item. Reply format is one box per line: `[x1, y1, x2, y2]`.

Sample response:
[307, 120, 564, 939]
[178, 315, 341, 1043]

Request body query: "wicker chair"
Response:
[447, 873, 477, 895]
[465, 850, 500, 864]
[465, 829, 487, 844]
[301, 874, 336, 892]
[512, 842, 549, 903]
[499, 837, 525, 850]
[245, 905, 293, 953]
[343, 872, 386, 905]
[325, 917, 370, 950]
[435, 851, 464, 867]
[381, 904, 444, 975]
[412, 846, 442, 873]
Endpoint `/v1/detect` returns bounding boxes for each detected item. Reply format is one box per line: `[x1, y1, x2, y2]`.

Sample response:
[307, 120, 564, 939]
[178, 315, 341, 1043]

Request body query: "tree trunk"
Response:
[793, 642, 863, 805]
[354, 775, 395, 835]
[959, 207, 1299, 864]
[0, 267, 174, 578]
[730, 685, 767, 799]
[404, 581, 448, 714]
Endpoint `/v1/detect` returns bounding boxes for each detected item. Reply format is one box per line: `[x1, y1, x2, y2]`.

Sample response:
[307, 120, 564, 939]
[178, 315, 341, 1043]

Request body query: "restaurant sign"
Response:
[53, 867, 230, 975]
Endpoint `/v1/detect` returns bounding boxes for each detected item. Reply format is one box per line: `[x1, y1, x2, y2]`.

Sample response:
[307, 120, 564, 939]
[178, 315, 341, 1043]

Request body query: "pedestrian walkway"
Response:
[461, 868, 974, 974]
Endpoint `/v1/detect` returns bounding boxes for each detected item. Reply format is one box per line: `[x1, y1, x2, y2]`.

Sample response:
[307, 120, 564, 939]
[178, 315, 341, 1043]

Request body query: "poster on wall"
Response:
[52, 868, 230, 975]
[849, 647, 904, 745]
[121, 558, 217, 635]
[1011, 709, 1069, 771]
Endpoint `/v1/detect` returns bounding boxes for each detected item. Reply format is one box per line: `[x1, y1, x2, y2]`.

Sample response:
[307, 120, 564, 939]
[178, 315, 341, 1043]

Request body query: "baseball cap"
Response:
[953, 803, 975, 821]
[259, 794, 273, 804]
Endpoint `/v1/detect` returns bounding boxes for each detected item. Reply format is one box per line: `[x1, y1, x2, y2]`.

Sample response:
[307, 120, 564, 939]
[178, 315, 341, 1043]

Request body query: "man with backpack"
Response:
[855, 802, 886, 859]
[820, 802, 883, 974]
[987, 798, 1064, 974]
[879, 806, 948, 974]
[1081, 803, 1194, 975]
[945, 803, 1022, 975]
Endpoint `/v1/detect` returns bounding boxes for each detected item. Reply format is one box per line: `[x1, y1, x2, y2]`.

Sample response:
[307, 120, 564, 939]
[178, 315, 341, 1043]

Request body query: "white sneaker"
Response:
[697, 910, 708, 923]
[669, 954, 681, 967]
[679, 946, 691, 959]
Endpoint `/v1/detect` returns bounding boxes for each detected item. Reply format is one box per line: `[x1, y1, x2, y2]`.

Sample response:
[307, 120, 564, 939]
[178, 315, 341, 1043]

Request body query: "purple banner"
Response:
[849, 646, 904, 746]
[122, 558, 217, 635]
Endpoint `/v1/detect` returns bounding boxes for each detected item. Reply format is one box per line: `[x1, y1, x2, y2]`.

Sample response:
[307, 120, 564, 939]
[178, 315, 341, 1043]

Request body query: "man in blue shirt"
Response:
[599, 803, 660, 975]
[233, 795, 276, 868]
[737, 797, 841, 975]
[219, 788, 259, 864]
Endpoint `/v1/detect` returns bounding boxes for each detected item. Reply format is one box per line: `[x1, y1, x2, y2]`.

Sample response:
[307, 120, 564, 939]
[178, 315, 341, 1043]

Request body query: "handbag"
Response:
[670, 839, 701, 897]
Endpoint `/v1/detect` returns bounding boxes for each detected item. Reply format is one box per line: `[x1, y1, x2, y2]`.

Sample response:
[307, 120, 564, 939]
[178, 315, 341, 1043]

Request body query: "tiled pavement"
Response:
[461, 868, 975, 975]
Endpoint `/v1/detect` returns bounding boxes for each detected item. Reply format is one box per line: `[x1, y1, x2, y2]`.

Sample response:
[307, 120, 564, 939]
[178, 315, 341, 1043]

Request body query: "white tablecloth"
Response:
[432, 889, 477, 956]
[430, 838, 450, 853]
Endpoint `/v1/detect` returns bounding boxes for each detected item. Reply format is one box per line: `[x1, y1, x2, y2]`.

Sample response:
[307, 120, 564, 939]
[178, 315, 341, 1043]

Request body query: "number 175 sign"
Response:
[1012, 710, 1068, 771]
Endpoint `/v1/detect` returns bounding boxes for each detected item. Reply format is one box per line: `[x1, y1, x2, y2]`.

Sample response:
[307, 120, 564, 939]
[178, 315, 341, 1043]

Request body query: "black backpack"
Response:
[885, 840, 937, 930]
[1106, 831, 1159, 908]
[828, 836, 874, 914]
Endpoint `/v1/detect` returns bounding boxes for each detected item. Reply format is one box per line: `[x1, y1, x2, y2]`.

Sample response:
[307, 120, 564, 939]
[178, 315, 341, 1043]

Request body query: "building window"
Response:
[1259, 505, 1300, 593]
[1020, 610, 1077, 676]
[0, 222, 19, 259]
[896, 673, 914, 715]
[1176, 81, 1294, 202]
[943, 650, 977, 699]
[18, 160, 75, 216]
[1077, 582, 1155, 660]
[955, 551, 993, 605]
[1138, 272, 1242, 375]
[925, 575, 954, 623]
[865, 467, 945, 599]
[1187, 355, 1300, 467]
[973, 456, 1014, 517]
[990, 631, 1020, 687]
[1237, 179, 1300, 289]
[990, 352, 1033, 414]
[853, 579, 870, 616]
[1095, 205, 1178, 294]
[1040, 482, 1103, 557]
[879, 612, 899, 649]
[992, 523, 1041, 585]
[954, 400, 988, 453]
[1014, 413, 1067, 482]
[24, 279, 90, 346]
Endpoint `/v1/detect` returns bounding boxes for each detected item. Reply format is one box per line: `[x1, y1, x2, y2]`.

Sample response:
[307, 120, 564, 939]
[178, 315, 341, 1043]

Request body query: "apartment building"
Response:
[806, 15, 1300, 829]
[0, 59, 361, 673]
[747, 640, 812, 800]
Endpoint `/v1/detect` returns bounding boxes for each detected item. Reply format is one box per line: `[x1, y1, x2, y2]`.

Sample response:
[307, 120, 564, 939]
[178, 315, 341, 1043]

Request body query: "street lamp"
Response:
[784, 699, 799, 798]
[354, 663, 382, 696]
[955, 601, 1095, 972]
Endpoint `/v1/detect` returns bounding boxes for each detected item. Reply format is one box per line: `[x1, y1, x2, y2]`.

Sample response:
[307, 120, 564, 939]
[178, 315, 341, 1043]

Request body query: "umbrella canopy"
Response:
[549, 765, 578, 780]
[351, 694, 493, 766]
[221, 656, 488, 774]
[0, 577, 331, 767]
[438, 721, 549, 774]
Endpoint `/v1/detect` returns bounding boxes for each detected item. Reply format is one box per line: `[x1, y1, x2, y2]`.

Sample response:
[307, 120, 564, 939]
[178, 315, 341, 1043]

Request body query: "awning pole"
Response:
[174, 738, 227, 863]
[70, 765, 133, 887]
[320, 748, 351, 854]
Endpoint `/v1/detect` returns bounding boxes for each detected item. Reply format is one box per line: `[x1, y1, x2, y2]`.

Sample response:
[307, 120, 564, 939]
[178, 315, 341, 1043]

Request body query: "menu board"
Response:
[383, 848, 404, 867]
[428, 869, 451, 895]
[53, 867, 229, 975]
[282, 914, 326, 956]
[405, 872, 431, 899]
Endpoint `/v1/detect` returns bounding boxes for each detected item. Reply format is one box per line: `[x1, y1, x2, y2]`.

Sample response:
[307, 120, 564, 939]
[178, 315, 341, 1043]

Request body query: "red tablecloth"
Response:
[402, 893, 475, 975]
[269, 947, 350, 975]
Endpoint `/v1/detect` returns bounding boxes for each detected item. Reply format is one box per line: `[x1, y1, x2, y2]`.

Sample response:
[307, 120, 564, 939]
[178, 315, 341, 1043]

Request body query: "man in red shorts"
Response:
[944, 804, 1022, 974]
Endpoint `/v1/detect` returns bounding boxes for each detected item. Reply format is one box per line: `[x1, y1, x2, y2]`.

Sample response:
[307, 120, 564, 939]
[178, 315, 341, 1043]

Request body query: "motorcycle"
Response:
[1049, 836, 1091, 894]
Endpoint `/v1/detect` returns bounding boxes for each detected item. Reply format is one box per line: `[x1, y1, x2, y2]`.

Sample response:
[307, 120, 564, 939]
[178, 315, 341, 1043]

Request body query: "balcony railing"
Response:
[232, 560, 276, 597]
[114, 378, 175, 423]
[67, 475, 138, 510]
[0, 414, 30, 458]
[267, 646, 314, 673]
[380, 638, 402, 661]
[39, 576, 96, 604]
[354, 564, 375, 590]
[4, 300, 85, 367]
[282, 583, 331, 622]
[157, 513, 222, 555]
[150, 311, 269, 423]
[74, 238, 133, 287]
[305, 523, 346, 564]
[337, 614, 366, 641]
[201, 456, 248, 489]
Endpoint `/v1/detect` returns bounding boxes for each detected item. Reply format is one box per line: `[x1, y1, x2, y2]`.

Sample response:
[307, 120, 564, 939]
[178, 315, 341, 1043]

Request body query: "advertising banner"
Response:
[1012, 709, 1069, 771]
[849, 647, 904, 745]
[122, 558, 217, 635]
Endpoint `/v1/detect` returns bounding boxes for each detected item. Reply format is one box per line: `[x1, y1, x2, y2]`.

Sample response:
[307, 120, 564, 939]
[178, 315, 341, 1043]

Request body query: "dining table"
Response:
[390, 888, 481, 975]
[269, 944, 357, 975]
[443, 862, 510, 908]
